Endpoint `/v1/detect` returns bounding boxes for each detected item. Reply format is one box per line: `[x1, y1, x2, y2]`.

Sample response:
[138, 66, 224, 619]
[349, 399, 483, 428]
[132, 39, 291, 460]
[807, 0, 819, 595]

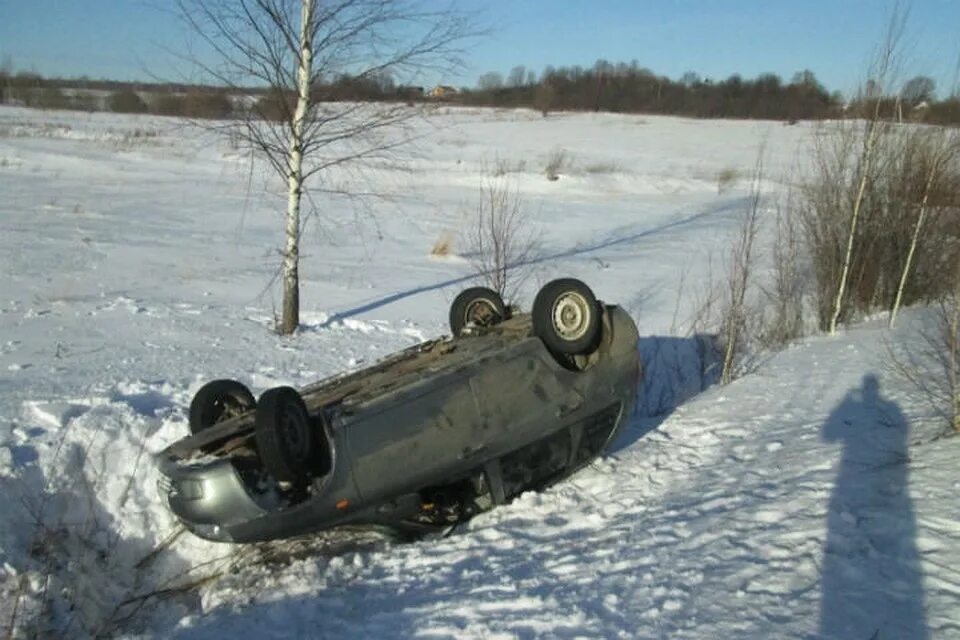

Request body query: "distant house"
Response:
[429, 85, 458, 99]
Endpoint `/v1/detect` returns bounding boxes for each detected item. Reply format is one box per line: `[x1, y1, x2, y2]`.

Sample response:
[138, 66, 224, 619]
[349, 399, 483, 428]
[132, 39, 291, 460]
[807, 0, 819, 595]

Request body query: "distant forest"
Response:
[1, 59, 958, 125]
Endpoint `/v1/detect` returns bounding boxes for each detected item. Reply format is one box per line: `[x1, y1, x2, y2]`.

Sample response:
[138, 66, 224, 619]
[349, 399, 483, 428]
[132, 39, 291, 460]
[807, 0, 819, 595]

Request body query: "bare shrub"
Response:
[800, 121, 960, 331]
[491, 155, 527, 177]
[464, 177, 538, 301]
[887, 265, 960, 435]
[719, 152, 765, 383]
[5, 411, 187, 638]
[679, 152, 769, 385]
[758, 190, 807, 348]
[544, 148, 567, 181]
[889, 126, 960, 326]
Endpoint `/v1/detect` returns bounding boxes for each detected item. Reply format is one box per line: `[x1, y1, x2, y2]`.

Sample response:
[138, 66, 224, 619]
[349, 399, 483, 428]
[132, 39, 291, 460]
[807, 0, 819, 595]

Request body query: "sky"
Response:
[0, 0, 957, 97]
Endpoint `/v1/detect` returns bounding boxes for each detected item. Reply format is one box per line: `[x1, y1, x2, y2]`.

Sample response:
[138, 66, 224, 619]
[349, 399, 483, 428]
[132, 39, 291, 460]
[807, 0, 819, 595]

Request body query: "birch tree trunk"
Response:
[828, 117, 881, 335]
[889, 163, 937, 328]
[279, 0, 315, 335]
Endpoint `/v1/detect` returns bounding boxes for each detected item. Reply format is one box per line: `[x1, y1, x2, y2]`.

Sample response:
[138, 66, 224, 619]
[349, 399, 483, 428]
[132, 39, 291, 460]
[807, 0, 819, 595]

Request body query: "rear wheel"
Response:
[532, 278, 602, 356]
[255, 387, 320, 484]
[188, 379, 256, 434]
[449, 287, 506, 336]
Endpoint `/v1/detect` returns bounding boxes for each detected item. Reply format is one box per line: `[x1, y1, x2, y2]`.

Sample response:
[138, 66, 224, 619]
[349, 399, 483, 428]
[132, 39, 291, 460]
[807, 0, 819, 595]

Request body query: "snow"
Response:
[1, 104, 958, 638]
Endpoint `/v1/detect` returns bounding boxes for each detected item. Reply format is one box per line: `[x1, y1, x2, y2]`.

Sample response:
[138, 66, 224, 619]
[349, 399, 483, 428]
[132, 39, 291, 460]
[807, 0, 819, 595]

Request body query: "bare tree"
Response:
[176, 0, 476, 333]
[477, 71, 504, 91]
[827, 4, 908, 334]
[533, 81, 554, 117]
[507, 65, 527, 88]
[464, 176, 538, 302]
[901, 75, 936, 106]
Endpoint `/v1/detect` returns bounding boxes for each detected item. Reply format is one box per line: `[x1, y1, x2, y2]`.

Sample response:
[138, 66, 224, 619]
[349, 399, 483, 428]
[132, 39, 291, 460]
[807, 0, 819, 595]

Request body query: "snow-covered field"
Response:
[1, 104, 958, 638]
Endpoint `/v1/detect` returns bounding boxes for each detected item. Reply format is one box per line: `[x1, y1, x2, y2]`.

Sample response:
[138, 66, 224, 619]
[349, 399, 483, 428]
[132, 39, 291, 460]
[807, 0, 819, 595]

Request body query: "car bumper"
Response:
[157, 455, 267, 542]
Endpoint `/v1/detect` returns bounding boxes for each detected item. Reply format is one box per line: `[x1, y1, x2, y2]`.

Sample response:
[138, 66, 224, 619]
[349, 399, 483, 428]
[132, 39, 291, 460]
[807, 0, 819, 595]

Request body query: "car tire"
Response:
[255, 387, 317, 484]
[189, 379, 256, 434]
[532, 278, 602, 355]
[449, 287, 506, 336]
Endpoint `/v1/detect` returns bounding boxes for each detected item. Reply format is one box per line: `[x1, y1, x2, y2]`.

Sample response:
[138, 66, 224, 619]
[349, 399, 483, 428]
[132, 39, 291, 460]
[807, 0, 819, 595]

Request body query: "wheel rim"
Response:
[281, 405, 310, 463]
[552, 292, 591, 340]
[215, 396, 244, 421]
[464, 298, 498, 327]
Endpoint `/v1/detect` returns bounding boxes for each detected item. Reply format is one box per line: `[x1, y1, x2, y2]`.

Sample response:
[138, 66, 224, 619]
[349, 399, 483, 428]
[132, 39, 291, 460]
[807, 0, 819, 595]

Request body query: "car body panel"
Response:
[157, 305, 640, 543]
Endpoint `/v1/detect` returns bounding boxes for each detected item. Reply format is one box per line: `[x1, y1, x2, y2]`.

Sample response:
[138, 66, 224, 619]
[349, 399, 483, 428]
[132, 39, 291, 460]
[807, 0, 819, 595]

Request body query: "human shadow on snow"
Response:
[818, 374, 927, 640]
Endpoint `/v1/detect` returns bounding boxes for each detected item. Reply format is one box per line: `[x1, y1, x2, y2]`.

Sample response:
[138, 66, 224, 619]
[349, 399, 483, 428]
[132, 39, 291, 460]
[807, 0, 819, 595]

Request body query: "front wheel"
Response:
[255, 387, 319, 484]
[532, 278, 602, 355]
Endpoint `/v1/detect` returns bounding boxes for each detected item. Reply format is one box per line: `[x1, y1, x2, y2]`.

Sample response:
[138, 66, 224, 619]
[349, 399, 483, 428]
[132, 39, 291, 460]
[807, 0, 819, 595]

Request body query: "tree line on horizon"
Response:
[1, 59, 958, 125]
[463, 61, 959, 124]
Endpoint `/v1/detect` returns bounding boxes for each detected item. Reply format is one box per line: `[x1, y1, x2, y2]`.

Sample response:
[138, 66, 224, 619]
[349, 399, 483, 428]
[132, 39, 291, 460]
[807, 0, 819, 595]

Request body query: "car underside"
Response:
[157, 279, 641, 542]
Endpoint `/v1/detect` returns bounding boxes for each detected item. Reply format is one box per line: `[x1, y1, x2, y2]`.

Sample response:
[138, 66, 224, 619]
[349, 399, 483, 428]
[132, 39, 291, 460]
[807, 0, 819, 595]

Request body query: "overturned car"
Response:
[157, 278, 641, 543]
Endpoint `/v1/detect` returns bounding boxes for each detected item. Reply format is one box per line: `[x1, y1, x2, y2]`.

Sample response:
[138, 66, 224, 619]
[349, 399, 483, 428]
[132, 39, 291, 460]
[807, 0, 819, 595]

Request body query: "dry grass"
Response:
[716, 166, 739, 194]
[491, 156, 527, 177]
[544, 148, 568, 181]
[430, 231, 453, 256]
[583, 161, 620, 175]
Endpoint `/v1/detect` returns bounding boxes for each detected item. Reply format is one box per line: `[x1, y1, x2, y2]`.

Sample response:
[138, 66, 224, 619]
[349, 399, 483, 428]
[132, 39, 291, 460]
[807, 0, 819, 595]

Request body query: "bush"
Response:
[153, 93, 185, 116]
[183, 90, 233, 119]
[798, 121, 960, 330]
[33, 87, 69, 110]
[108, 89, 147, 114]
[253, 90, 294, 121]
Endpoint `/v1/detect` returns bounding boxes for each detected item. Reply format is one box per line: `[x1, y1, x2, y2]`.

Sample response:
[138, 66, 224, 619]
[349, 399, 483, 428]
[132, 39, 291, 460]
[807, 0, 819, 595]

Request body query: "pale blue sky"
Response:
[0, 1, 957, 97]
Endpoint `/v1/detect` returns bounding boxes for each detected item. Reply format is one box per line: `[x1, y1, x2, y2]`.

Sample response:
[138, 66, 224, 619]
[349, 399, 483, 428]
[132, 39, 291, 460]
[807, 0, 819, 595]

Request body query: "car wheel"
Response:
[189, 379, 256, 434]
[255, 387, 316, 484]
[532, 278, 602, 355]
[449, 287, 506, 336]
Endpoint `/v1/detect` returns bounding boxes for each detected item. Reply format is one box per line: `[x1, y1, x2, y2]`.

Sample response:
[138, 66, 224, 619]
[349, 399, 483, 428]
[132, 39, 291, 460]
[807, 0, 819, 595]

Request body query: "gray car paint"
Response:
[157, 305, 640, 543]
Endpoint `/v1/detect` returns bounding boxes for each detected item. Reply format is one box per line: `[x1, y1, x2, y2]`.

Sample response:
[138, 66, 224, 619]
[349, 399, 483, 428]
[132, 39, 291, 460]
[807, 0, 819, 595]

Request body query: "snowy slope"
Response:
[1, 105, 958, 638]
